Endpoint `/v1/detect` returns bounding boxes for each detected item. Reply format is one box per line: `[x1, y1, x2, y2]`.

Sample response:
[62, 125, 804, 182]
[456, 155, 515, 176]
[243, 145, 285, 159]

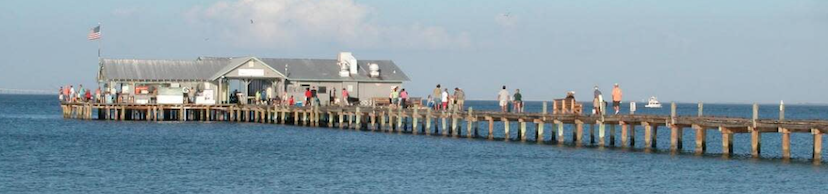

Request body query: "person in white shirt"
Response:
[266, 87, 273, 105]
[497, 86, 509, 112]
[69, 86, 76, 102]
[441, 89, 449, 110]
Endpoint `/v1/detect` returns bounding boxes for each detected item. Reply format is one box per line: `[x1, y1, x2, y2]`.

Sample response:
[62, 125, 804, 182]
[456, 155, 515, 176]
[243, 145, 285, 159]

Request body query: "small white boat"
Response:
[645, 96, 662, 108]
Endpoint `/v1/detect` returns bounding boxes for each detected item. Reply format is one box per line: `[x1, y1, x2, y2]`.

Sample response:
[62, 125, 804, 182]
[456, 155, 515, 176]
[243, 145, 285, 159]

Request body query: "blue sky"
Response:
[1, 0, 826, 103]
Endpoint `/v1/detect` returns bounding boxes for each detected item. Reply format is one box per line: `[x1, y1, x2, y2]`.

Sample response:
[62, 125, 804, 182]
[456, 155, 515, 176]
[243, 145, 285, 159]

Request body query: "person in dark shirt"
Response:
[513, 89, 523, 113]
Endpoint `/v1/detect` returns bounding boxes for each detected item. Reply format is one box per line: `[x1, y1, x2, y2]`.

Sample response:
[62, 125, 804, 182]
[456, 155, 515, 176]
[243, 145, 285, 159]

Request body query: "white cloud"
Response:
[185, 0, 471, 50]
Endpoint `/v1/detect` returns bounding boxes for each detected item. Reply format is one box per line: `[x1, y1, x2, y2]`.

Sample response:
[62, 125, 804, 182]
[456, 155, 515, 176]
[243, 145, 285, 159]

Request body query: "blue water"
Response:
[1, 95, 826, 193]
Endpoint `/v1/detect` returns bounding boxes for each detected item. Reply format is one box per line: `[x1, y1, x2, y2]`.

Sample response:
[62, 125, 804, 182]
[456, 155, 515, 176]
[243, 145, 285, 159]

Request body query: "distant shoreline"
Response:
[0, 93, 51, 96]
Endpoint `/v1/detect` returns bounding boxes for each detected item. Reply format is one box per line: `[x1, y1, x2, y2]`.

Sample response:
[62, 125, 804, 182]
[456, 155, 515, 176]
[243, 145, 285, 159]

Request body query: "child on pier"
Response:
[426, 95, 434, 109]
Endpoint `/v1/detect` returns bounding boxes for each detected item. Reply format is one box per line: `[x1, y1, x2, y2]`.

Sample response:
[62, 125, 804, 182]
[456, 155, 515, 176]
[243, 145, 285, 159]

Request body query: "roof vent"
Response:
[337, 52, 358, 77]
[369, 63, 380, 78]
[339, 62, 349, 77]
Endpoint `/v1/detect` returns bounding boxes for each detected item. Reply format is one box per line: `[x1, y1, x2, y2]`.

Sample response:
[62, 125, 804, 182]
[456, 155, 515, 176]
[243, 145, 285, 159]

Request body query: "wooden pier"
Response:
[60, 102, 827, 162]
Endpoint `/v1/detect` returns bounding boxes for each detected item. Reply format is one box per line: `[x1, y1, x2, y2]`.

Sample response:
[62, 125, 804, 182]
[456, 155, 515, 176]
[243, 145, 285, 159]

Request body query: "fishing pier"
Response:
[60, 101, 827, 162]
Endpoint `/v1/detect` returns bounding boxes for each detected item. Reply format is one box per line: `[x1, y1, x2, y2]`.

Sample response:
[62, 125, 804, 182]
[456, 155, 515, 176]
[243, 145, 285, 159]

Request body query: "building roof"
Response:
[259, 58, 409, 82]
[99, 56, 409, 82]
[100, 59, 227, 81]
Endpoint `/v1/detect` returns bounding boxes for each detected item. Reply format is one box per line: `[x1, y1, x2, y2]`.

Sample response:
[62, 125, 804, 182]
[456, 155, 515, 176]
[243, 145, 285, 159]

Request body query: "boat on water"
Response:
[645, 96, 662, 108]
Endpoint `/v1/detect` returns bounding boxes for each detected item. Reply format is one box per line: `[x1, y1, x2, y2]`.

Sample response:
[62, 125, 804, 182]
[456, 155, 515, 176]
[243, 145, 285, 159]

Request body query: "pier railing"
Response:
[60, 102, 826, 162]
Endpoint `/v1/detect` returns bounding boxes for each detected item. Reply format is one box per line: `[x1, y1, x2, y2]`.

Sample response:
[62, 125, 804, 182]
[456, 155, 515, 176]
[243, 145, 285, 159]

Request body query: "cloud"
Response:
[494, 13, 518, 29]
[185, 0, 471, 50]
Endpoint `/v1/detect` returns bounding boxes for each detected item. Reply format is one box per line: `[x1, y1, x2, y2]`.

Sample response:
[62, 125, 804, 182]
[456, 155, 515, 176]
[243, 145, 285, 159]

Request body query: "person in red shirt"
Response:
[304, 88, 312, 106]
[84, 90, 92, 102]
[288, 95, 295, 106]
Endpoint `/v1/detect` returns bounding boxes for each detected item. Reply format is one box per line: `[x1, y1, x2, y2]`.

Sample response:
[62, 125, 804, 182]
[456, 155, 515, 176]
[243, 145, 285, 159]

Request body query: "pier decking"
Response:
[61, 102, 827, 162]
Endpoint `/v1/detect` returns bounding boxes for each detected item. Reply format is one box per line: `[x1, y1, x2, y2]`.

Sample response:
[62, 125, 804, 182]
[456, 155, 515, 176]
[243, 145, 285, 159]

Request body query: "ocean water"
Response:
[1, 95, 826, 193]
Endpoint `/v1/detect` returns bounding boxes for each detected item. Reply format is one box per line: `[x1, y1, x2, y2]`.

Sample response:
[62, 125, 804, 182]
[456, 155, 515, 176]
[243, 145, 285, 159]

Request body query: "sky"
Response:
[0, 0, 826, 103]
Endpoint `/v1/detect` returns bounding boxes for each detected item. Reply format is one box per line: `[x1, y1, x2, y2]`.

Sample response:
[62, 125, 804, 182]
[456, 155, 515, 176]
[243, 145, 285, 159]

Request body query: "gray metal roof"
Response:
[101, 59, 227, 81]
[100, 56, 409, 82]
[259, 58, 410, 82]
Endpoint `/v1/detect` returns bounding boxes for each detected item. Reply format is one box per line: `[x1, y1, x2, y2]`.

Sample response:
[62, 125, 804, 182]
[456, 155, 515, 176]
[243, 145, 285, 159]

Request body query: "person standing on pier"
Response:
[95, 87, 102, 103]
[311, 87, 318, 107]
[454, 88, 465, 111]
[498, 86, 510, 112]
[262, 89, 268, 104]
[58, 87, 64, 102]
[69, 85, 76, 102]
[64, 86, 71, 102]
[400, 88, 409, 109]
[78, 84, 85, 102]
[441, 88, 450, 110]
[326, 88, 333, 105]
[593, 86, 603, 115]
[84, 89, 91, 102]
[390, 86, 400, 108]
[304, 88, 312, 107]
[432, 84, 442, 110]
[255, 90, 261, 105]
[341, 88, 350, 106]
[513, 89, 523, 113]
[612, 83, 623, 114]
[266, 87, 273, 105]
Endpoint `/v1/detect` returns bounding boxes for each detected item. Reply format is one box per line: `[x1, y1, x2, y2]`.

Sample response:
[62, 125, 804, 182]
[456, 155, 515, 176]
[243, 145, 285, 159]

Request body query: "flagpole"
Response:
[96, 23, 102, 87]
[97, 23, 102, 59]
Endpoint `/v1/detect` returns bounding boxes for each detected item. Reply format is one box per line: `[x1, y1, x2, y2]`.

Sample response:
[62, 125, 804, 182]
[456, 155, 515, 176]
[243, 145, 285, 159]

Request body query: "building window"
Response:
[318, 86, 327, 93]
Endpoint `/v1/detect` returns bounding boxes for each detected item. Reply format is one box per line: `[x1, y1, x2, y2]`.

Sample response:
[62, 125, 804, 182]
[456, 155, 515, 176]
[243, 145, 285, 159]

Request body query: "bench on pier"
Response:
[553, 98, 582, 115]
[373, 97, 392, 106]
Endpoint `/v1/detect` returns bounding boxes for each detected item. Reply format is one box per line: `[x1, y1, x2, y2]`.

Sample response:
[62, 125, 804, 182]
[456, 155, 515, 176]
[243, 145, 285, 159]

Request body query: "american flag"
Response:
[87, 25, 101, 40]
